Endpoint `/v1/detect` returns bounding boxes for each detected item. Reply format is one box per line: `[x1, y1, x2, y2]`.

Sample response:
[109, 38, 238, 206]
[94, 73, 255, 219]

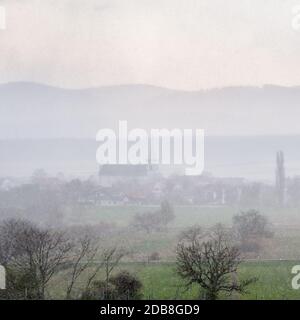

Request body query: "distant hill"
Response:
[1, 82, 300, 180]
[1, 82, 300, 138]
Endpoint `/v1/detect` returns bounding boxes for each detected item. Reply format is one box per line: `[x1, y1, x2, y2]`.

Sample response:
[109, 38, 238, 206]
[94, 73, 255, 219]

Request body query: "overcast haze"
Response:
[1, 0, 300, 179]
[1, 0, 300, 90]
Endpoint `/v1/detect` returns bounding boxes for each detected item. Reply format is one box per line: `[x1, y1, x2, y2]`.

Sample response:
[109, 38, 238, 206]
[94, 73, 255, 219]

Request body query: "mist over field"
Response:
[1, 70, 300, 302]
[2, 82, 300, 181]
[1, 0, 300, 301]
[1, 82, 300, 301]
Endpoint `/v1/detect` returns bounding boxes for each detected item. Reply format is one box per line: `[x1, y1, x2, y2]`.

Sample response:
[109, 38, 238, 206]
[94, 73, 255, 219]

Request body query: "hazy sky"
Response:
[1, 0, 300, 90]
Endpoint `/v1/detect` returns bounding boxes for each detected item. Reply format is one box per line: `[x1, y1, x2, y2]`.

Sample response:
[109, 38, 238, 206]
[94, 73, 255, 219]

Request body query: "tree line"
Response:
[0, 209, 272, 300]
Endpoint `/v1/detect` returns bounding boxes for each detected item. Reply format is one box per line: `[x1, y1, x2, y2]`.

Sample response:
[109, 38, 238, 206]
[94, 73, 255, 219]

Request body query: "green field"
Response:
[65, 205, 238, 227]
[64, 205, 300, 260]
[139, 261, 300, 300]
[50, 260, 300, 300]
[65, 205, 300, 228]
[54, 205, 300, 299]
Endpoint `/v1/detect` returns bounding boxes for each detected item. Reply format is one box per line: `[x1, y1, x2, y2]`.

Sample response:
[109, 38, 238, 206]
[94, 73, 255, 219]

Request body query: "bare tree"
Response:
[65, 235, 99, 299]
[132, 200, 175, 234]
[81, 246, 126, 299]
[84, 261, 105, 292]
[84, 247, 126, 290]
[102, 247, 126, 295]
[176, 225, 256, 300]
[0, 219, 72, 299]
[0, 220, 128, 300]
[131, 211, 161, 234]
[0, 219, 23, 266]
[160, 200, 175, 227]
[17, 226, 72, 299]
[178, 225, 204, 243]
[233, 210, 273, 254]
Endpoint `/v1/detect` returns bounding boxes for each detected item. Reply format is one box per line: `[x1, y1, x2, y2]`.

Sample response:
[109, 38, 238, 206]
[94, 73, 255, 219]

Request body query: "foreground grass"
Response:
[133, 261, 300, 300]
[56, 205, 300, 299]
[50, 260, 300, 300]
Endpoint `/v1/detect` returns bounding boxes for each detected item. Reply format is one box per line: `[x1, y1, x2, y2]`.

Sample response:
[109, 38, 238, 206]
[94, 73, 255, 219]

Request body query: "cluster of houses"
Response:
[3, 163, 299, 207]
[75, 164, 248, 206]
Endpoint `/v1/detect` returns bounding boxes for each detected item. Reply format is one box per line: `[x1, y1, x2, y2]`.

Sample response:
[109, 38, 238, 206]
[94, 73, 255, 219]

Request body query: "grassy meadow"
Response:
[46, 205, 300, 299]
[65, 204, 300, 229]
[50, 260, 300, 300]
